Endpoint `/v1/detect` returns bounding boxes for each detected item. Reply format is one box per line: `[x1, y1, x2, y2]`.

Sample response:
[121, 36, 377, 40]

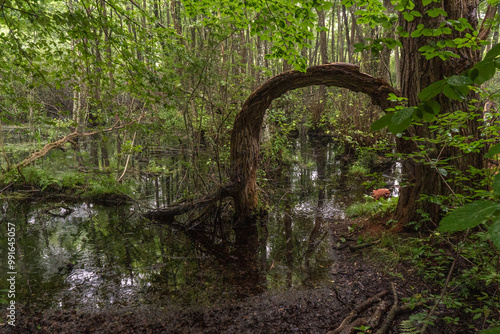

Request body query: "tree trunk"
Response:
[311, 9, 329, 131]
[230, 63, 397, 222]
[393, 0, 492, 228]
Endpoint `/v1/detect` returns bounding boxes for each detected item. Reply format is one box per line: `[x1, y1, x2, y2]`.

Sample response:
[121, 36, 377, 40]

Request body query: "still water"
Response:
[0, 139, 397, 311]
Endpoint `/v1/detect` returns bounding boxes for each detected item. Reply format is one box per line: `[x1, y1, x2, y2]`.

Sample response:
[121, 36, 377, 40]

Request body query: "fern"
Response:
[398, 320, 420, 334]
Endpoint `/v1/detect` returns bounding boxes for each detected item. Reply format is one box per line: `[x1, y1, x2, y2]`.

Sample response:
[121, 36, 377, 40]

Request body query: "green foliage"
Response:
[371, 42, 500, 135]
[82, 176, 134, 201]
[371, 230, 500, 331]
[183, 0, 332, 71]
[348, 164, 370, 176]
[437, 142, 500, 249]
[398, 319, 421, 334]
[439, 200, 500, 232]
[0, 166, 134, 201]
[345, 196, 398, 218]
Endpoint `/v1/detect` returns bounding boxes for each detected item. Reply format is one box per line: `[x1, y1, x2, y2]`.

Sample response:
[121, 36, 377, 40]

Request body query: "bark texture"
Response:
[394, 1, 496, 227]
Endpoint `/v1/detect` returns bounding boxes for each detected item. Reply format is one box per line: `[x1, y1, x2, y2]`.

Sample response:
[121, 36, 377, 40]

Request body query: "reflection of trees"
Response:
[303, 140, 328, 279]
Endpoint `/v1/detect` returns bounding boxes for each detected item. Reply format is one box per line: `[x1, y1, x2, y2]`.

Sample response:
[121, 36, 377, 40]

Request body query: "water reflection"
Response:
[0, 139, 380, 311]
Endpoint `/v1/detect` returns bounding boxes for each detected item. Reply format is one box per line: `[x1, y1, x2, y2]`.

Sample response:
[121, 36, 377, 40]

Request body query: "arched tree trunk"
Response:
[226, 64, 396, 294]
[230, 63, 397, 222]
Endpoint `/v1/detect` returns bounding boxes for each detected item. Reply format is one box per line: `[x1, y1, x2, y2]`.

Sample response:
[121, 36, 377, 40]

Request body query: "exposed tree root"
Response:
[327, 290, 388, 334]
[327, 282, 421, 334]
[375, 282, 399, 334]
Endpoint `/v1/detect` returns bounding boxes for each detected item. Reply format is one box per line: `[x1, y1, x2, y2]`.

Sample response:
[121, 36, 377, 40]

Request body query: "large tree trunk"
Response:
[394, 0, 494, 228]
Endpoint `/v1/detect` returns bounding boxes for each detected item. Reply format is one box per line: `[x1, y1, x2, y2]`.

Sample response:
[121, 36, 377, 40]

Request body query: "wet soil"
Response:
[2, 218, 478, 334]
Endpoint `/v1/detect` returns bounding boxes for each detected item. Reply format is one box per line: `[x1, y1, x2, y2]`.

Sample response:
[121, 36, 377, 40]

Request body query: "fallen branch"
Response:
[144, 183, 237, 222]
[11, 115, 144, 170]
[327, 289, 388, 334]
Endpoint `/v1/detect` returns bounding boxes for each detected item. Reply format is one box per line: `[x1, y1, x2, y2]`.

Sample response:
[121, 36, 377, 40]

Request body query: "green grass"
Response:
[345, 196, 398, 218]
[0, 166, 135, 202]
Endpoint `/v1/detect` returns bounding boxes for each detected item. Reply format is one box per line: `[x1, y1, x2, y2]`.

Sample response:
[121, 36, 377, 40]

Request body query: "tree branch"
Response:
[478, 4, 498, 41]
[11, 116, 144, 170]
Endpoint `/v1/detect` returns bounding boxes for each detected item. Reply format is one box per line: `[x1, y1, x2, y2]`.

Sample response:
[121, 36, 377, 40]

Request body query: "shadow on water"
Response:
[0, 138, 398, 312]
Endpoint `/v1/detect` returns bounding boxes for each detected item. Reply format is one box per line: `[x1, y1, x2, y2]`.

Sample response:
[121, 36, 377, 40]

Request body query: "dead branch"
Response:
[11, 115, 144, 170]
[327, 290, 389, 334]
[349, 240, 380, 251]
[144, 183, 237, 222]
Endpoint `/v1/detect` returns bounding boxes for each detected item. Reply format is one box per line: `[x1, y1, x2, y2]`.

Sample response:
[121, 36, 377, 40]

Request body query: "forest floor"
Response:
[3, 217, 477, 334]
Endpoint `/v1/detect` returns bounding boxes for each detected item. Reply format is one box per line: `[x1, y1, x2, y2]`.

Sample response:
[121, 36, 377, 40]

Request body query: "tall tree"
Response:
[393, 0, 497, 227]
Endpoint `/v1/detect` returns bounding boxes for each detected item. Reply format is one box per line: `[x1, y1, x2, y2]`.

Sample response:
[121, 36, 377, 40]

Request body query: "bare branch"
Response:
[11, 115, 144, 170]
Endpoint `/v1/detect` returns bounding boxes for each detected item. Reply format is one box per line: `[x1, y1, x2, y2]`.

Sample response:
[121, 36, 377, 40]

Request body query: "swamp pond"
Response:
[0, 137, 402, 332]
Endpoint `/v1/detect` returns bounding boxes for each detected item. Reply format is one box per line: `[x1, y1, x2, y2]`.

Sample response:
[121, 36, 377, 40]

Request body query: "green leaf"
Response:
[472, 60, 496, 84]
[388, 117, 412, 134]
[438, 168, 447, 176]
[423, 111, 436, 122]
[489, 221, 500, 251]
[420, 100, 440, 115]
[481, 327, 500, 334]
[419, 79, 446, 101]
[427, 8, 447, 17]
[485, 143, 500, 158]
[469, 68, 480, 81]
[370, 113, 393, 131]
[404, 12, 414, 21]
[392, 107, 414, 125]
[438, 201, 500, 232]
[442, 85, 461, 100]
[447, 75, 472, 87]
[494, 174, 500, 197]
[388, 107, 414, 134]
[484, 43, 500, 61]
[443, 85, 468, 100]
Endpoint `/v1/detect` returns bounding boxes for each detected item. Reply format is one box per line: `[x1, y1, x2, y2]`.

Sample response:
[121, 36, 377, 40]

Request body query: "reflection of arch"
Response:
[230, 63, 398, 219]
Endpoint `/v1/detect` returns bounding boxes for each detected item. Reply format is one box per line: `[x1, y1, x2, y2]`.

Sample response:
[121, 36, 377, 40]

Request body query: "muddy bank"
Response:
[4, 289, 344, 334]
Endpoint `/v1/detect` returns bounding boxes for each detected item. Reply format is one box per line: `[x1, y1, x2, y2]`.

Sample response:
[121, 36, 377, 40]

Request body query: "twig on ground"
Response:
[328, 289, 388, 334]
